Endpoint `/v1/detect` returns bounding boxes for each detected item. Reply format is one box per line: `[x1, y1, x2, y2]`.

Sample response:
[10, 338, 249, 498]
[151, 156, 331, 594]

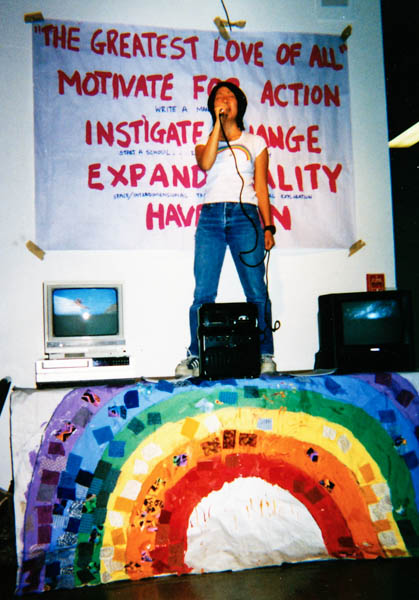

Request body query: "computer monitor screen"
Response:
[52, 287, 119, 337]
[342, 299, 402, 346]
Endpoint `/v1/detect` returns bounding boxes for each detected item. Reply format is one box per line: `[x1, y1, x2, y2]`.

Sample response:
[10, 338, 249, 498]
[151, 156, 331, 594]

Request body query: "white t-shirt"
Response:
[195, 131, 266, 205]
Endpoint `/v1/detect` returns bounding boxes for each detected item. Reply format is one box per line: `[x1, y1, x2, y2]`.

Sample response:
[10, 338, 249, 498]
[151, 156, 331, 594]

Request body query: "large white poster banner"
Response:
[33, 20, 355, 250]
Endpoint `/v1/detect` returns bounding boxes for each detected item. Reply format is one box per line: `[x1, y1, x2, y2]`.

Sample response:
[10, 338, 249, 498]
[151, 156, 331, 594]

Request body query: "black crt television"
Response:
[314, 290, 415, 373]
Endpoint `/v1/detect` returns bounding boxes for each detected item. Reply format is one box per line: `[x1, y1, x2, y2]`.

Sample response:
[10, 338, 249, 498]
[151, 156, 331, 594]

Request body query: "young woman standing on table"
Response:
[175, 81, 277, 377]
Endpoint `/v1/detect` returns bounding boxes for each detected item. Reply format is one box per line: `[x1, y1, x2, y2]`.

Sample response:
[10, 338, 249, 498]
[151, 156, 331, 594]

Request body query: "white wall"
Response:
[0, 0, 393, 489]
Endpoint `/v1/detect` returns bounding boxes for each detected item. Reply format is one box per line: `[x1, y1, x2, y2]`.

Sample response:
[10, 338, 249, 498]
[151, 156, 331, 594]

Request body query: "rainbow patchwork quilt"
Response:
[11, 372, 419, 594]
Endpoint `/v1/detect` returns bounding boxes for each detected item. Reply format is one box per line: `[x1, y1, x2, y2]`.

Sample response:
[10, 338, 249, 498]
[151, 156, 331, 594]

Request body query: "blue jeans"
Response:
[188, 202, 274, 356]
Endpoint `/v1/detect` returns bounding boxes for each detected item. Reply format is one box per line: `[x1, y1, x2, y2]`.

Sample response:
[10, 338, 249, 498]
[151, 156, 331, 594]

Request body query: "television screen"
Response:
[52, 287, 119, 337]
[43, 282, 126, 359]
[342, 299, 403, 346]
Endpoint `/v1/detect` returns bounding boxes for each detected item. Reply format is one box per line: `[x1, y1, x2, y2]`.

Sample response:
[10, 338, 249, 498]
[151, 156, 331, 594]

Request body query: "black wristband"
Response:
[264, 225, 276, 235]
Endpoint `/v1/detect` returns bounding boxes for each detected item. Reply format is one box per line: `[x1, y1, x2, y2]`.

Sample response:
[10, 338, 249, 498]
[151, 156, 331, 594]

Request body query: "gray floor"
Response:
[6, 558, 419, 599]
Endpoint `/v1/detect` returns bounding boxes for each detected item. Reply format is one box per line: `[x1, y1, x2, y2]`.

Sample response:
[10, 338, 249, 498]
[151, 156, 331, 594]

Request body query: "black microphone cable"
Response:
[265, 249, 282, 336]
[219, 115, 265, 268]
[218, 116, 280, 337]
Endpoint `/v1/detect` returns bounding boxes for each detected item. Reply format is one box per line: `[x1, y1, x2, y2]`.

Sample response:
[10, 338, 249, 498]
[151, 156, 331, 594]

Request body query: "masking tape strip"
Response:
[340, 25, 352, 42]
[214, 17, 230, 41]
[348, 239, 366, 257]
[214, 17, 246, 41]
[26, 240, 45, 260]
[24, 12, 44, 23]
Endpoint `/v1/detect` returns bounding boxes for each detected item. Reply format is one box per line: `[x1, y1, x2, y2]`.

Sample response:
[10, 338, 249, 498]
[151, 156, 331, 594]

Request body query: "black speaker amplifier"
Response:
[198, 303, 260, 379]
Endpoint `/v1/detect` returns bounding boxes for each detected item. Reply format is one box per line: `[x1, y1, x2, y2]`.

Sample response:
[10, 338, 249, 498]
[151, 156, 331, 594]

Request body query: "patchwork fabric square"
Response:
[147, 412, 162, 426]
[124, 390, 139, 409]
[95, 460, 112, 480]
[72, 407, 93, 428]
[93, 426, 114, 445]
[108, 440, 126, 458]
[66, 454, 83, 475]
[75, 469, 94, 488]
[128, 417, 146, 435]
[219, 391, 238, 405]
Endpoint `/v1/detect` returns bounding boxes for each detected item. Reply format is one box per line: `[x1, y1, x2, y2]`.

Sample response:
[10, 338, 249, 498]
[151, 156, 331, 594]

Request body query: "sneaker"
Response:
[260, 354, 277, 374]
[175, 355, 200, 377]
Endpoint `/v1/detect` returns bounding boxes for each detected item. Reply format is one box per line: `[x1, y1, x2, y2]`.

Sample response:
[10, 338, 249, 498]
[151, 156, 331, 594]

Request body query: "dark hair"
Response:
[207, 81, 247, 131]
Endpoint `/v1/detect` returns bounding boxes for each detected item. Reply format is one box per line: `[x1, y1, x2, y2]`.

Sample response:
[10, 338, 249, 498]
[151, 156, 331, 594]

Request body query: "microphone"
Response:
[219, 108, 226, 118]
